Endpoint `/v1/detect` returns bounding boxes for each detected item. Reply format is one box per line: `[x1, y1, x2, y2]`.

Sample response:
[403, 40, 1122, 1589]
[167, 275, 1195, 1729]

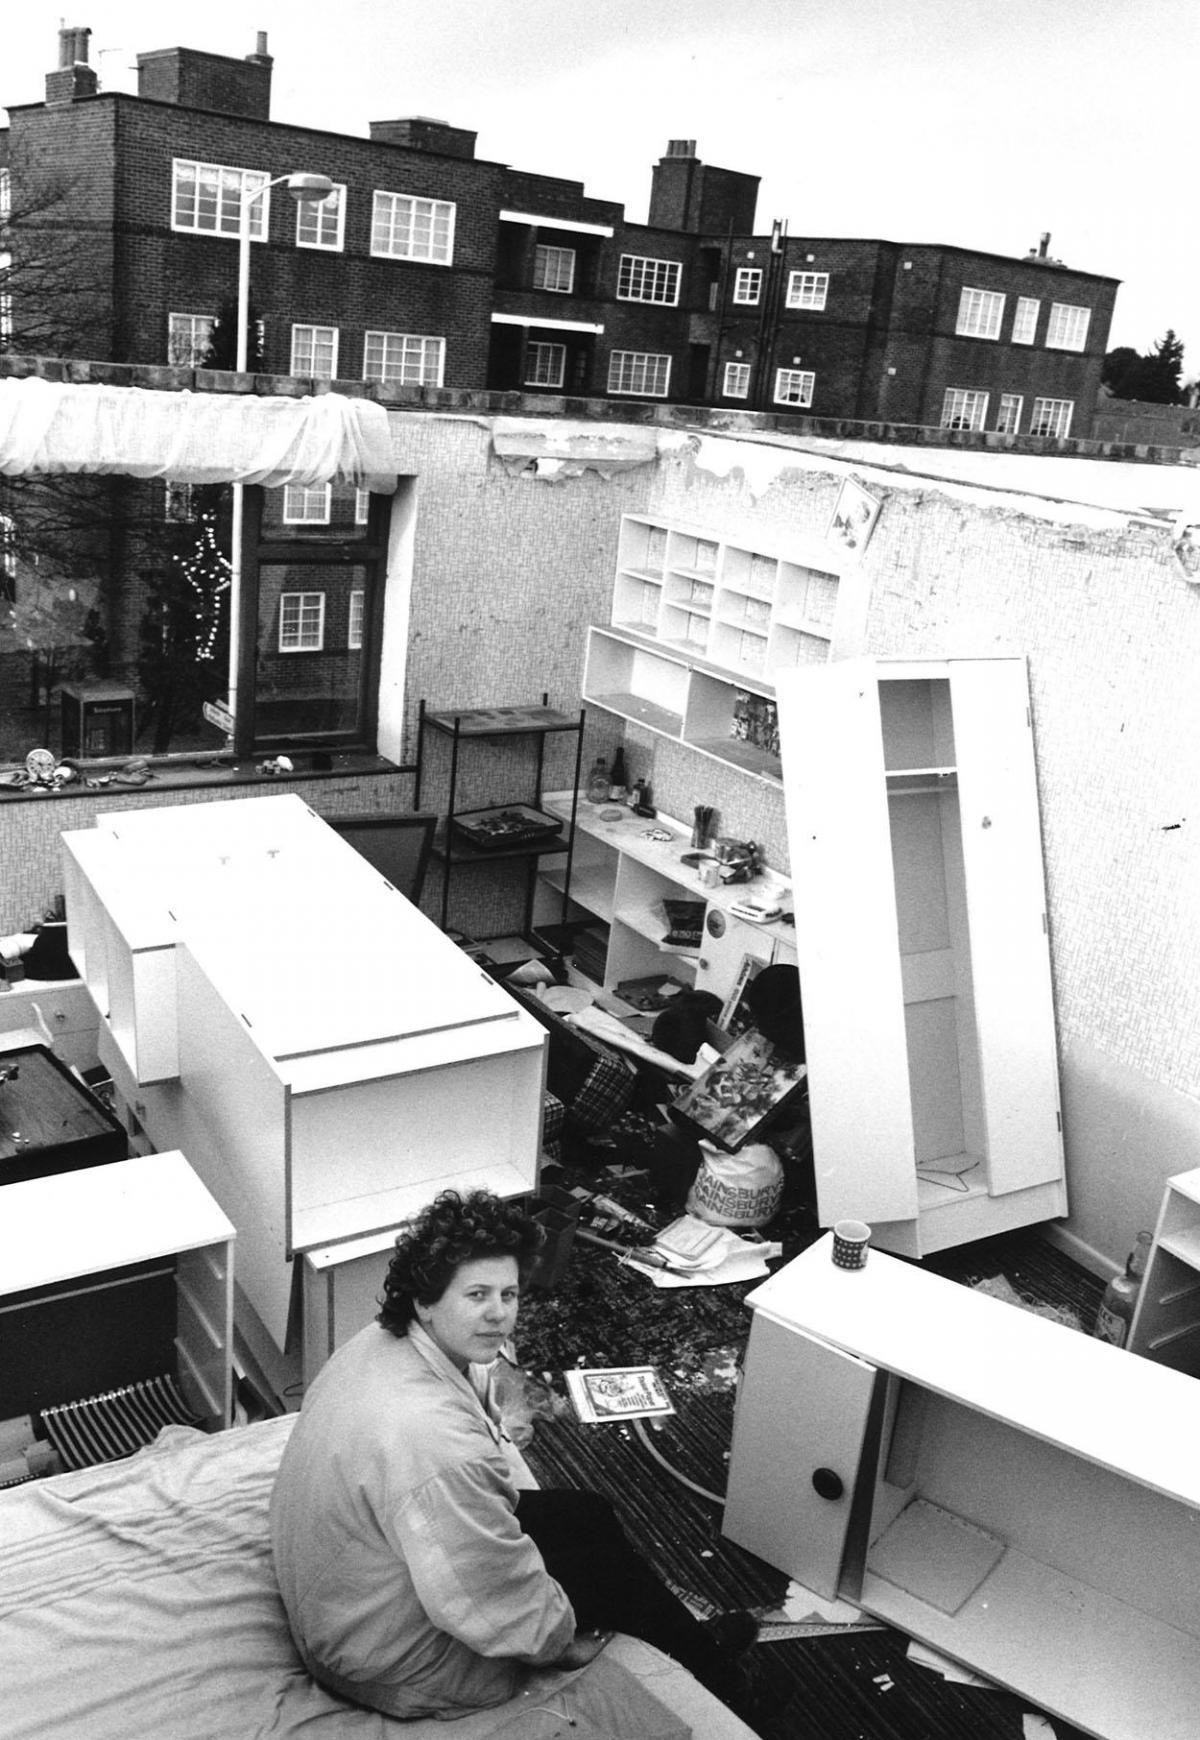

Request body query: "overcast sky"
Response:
[4, 0, 1194, 373]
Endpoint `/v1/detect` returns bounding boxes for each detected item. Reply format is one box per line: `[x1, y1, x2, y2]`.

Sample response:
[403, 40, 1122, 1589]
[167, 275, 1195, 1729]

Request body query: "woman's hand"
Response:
[553, 1627, 614, 1669]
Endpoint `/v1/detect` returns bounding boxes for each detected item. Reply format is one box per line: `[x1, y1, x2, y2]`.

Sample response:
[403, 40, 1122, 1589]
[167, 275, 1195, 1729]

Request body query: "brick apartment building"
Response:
[2, 26, 1119, 442]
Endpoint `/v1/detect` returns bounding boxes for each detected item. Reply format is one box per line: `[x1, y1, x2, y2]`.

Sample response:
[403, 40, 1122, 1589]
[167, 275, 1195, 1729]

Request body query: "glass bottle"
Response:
[585, 755, 610, 804]
[608, 745, 627, 803]
[1093, 1230, 1153, 1348]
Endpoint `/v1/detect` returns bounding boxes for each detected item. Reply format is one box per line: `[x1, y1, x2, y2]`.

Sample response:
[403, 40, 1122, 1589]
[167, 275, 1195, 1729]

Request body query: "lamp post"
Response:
[226, 171, 334, 740]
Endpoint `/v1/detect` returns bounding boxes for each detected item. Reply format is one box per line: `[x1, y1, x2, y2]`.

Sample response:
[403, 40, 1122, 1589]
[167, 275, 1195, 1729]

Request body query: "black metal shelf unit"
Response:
[415, 697, 585, 938]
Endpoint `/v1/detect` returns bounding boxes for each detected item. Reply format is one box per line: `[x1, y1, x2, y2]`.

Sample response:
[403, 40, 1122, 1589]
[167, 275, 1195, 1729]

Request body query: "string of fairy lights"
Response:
[172, 514, 231, 659]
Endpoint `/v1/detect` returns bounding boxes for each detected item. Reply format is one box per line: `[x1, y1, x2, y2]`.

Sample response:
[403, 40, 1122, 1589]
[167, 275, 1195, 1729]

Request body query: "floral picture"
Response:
[671, 1028, 807, 1152]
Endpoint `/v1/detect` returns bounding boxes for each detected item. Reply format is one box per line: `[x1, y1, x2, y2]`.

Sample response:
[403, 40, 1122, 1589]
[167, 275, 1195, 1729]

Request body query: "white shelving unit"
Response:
[535, 792, 794, 1007]
[776, 655, 1066, 1257]
[723, 1235, 1200, 1740]
[584, 514, 843, 785]
[0, 1150, 234, 1433]
[1128, 1167, 1200, 1372]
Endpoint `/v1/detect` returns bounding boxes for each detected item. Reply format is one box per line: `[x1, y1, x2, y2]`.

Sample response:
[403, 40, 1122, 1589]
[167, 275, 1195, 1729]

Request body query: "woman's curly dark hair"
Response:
[377, 1189, 544, 1337]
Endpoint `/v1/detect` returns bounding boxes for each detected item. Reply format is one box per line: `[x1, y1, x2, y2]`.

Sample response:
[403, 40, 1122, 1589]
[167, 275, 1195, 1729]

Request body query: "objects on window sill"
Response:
[257, 755, 294, 777]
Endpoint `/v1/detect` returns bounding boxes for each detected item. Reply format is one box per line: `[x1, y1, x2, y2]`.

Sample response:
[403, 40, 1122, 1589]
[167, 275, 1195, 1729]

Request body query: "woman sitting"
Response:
[269, 1188, 752, 1721]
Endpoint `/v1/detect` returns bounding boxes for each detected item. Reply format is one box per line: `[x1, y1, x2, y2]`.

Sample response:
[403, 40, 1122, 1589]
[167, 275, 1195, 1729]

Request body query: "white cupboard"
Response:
[62, 796, 547, 1383]
[723, 1236, 1200, 1740]
[775, 656, 1065, 1255]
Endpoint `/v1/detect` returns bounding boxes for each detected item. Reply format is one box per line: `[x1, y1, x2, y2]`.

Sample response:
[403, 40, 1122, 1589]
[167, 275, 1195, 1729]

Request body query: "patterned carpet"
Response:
[515, 1158, 1105, 1740]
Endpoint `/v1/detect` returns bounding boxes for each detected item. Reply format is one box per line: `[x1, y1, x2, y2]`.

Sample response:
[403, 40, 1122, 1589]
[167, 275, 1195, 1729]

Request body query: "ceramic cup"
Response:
[832, 1219, 871, 1269]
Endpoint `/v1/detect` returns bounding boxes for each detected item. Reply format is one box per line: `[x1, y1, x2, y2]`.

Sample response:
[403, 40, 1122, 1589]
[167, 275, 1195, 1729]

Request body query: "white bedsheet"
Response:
[0, 1415, 758, 1740]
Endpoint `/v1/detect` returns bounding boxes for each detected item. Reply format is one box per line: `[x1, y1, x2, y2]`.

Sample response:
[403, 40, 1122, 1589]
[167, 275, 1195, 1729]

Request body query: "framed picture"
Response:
[670, 1028, 808, 1152]
[827, 477, 882, 556]
[719, 952, 767, 1037]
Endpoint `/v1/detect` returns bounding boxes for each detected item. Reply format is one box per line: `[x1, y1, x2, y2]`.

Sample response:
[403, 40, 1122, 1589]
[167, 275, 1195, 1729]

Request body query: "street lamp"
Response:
[227, 171, 335, 737]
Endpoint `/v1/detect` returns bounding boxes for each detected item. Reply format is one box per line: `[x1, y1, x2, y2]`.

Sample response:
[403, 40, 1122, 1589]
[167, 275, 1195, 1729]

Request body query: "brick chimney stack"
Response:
[46, 25, 99, 104]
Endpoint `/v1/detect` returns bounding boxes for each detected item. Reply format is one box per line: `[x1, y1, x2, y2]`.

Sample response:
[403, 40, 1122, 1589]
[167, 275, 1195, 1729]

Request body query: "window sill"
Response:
[0, 750, 408, 802]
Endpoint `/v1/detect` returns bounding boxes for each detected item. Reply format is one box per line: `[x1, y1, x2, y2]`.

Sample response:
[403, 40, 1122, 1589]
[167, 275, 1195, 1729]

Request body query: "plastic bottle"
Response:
[608, 746, 627, 803]
[585, 755, 610, 804]
[1093, 1230, 1153, 1348]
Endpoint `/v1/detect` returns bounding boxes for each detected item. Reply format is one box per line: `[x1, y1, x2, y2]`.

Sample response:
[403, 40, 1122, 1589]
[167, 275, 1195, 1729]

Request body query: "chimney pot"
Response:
[256, 31, 268, 55]
[58, 25, 91, 68]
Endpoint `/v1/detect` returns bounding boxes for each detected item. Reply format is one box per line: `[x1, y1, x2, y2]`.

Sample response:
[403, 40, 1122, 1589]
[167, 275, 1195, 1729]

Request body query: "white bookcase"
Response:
[723, 1236, 1200, 1740]
[0, 1150, 234, 1433]
[584, 514, 844, 785]
[775, 655, 1066, 1256]
[1128, 1167, 1200, 1371]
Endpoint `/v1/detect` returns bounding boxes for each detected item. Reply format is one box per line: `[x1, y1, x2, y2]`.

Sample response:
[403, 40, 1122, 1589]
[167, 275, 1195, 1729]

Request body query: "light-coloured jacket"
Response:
[269, 1320, 574, 1718]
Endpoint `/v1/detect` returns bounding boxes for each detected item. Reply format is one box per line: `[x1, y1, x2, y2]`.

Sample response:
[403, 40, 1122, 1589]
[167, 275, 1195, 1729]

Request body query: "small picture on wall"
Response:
[827, 478, 882, 556]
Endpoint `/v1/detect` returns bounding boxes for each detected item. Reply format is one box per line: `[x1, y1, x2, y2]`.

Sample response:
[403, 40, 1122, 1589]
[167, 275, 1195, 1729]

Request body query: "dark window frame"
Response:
[236, 485, 389, 758]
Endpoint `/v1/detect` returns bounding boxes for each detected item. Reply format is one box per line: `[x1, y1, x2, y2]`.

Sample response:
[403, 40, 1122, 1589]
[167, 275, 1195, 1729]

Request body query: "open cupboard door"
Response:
[776, 659, 920, 1229]
[723, 1310, 877, 1600]
[949, 660, 1063, 1195]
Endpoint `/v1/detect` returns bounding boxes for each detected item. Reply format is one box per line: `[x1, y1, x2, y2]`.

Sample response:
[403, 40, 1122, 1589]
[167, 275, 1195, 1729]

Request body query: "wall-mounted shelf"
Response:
[586, 514, 841, 784]
[584, 626, 784, 784]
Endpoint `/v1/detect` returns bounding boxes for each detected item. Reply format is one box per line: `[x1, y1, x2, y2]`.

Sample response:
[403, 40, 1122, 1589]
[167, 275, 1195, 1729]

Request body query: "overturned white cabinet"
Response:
[723, 1237, 1200, 1740]
[62, 796, 547, 1381]
[776, 656, 1065, 1255]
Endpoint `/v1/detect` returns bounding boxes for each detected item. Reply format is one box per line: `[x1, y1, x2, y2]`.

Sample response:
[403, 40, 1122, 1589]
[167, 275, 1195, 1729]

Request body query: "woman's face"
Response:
[417, 1255, 520, 1371]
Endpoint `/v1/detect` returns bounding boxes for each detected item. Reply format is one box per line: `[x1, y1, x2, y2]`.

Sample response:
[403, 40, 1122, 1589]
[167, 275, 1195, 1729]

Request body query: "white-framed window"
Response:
[355, 489, 370, 525]
[955, 287, 1005, 340]
[723, 361, 751, 399]
[163, 481, 196, 522]
[172, 159, 267, 238]
[370, 191, 455, 264]
[1012, 297, 1039, 345]
[996, 394, 1023, 434]
[167, 311, 215, 367]
[279, 590, 325, 651]
[348, 589, 365, 650]
[363, 330, 446, 388]
[617, 254, 681, 305]
[526, 341, 566, 388]
[533, 244, 575, 293]
[1046, 302, 1091, 351]
[290, 323, 338, 379]
[941, 388, 990, 430]
[785, 271, 829, 311]
[282, 485, 332, 525]
[775, 368, 815, 407]
[607, 350, 671, 396]
[1030, 396, 1074, 438]
[295, 183, 345, 251]
[733, 267, 762, 305]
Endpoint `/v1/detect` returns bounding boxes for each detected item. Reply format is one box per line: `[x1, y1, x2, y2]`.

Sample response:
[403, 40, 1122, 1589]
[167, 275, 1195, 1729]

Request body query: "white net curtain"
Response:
[0, 377, 397, 490]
